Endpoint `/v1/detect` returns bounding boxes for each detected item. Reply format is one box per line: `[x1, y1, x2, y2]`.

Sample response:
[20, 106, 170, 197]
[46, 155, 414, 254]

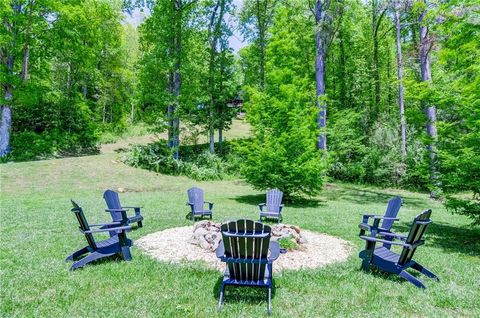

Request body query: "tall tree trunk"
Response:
[167, 1, 183, 160]
[167, 71, 174, 149]
[130, 102, 135, 124]
[218, 128, 223, 153]
[395, 3, 407, 160]
[419, 6, 439, 198]
[338, 25, 347, 109]
[255, 0, 266, 90]
[314, 0, 331, 150]
[207, 0, 226, 154]
[258, 28, 266, 90]
[0, 88, 13, 157]
[371, 1, 386, 119]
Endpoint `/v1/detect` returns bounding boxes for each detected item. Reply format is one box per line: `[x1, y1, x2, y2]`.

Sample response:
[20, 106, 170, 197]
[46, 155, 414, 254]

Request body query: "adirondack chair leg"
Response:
[70, 251, 114, 270]
[217, 284, 225, 312]
[399, 270, 426, 288]
[360, 241, 375, 271]
[411, 262, 439, 281]
[267, 286, 272, 316]
[121, 246, 132, 261]
[65, 246, 89, 262]
[137, 221, 143, 228]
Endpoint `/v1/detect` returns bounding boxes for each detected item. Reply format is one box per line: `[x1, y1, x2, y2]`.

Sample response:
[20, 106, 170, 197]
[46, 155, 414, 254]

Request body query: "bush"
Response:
[328, 111, 429, 191]
[123, 139, 243, 181]
[2, 129, 98, 162]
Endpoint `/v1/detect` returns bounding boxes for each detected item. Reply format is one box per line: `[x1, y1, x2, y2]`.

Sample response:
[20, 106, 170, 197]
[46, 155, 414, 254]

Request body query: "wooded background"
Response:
[1, 0, 478, 223]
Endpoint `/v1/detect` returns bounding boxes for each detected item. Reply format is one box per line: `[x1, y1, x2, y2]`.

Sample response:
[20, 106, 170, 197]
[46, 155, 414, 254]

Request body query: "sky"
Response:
[124, 0, 247, 53]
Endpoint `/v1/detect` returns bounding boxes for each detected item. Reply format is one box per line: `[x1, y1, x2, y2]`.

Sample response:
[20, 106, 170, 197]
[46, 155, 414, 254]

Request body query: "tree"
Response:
[393, 0, 407, 159]
[240, 3, 325, 198]
[435, 1, 480, 224]
[206, 0, 229, 154]
[0, 0, 51, 157]
[239, 0, 278, 90]
[139, 0, 200, 159]
[418, 0, 439, 197]
[311, 0, 337, 150]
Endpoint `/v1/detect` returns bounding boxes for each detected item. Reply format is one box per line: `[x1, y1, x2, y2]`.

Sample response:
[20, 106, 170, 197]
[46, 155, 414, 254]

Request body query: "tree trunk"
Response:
[218, 128, 223, 153]
[130, 102, 135, 124]
[371, 0, 385, 119]
[419, 7, 439, 198]
[209, 125, 215, 154]
[395, 4, 407, 160]
[315, 0, 330, 150]
[0, 88, 13, 157]
[259, 28, 266, 90]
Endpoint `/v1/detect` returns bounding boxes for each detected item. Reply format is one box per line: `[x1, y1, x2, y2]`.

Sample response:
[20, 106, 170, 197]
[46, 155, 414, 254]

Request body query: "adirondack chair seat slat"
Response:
[260, 211, 283, 217]
[103, 189, 144, 229]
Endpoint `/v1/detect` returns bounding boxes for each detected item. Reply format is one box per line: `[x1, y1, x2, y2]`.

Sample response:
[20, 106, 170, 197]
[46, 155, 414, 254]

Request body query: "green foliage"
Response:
[239, 4, 325, 198]
[328, 111, 429, 190]
[124, 140, 243, 181]
[435, 3, 480, 225]
[1, 0, 135, 161]
[277, 236, 299, 251]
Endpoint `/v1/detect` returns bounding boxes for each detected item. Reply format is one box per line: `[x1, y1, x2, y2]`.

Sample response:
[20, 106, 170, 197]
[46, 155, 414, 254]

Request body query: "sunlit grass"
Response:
[1, 148, 479, 317]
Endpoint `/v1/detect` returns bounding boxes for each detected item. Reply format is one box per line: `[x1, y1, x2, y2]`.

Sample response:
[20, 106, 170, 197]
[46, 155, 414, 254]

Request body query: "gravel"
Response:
[136, 226, 353, 273]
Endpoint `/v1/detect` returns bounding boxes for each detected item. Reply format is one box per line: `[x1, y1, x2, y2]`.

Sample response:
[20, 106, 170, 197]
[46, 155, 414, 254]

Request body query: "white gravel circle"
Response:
[136, 226, 353, 272]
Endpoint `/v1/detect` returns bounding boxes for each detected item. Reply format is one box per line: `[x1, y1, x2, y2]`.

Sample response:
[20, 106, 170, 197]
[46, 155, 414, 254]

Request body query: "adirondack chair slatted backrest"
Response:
[188, 187, 204, 212]
[103, 189, 123, 222]
[70, 200, 97, 250]
[381, 196, 402, 231]
[221, 220, 271, 282]
[398, 209, 432, 265]
[266, 189, 283, 213]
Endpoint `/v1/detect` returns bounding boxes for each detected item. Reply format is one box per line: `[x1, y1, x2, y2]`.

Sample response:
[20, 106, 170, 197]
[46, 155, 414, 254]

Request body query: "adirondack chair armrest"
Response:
[121, 206, 143, 215]
[82, 225, 131, 234]
[258, 203, 266, 211]
[215, 241, 225, 258]
[204, 201, 214, 210]
[105, 208, 127, 212]
[90, 221, 122, 228]
[378, 231, 408, 241]
[359, 236, 412, 248]
[268, 241, 281, 262]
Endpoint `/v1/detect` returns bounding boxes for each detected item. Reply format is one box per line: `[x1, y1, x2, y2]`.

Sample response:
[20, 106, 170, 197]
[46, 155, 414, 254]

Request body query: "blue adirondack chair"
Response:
[216, 219, 281, 315]
[358, 209, 439, 288]
[65, 200, 133, 270]
[359, 196, 402, 249]
[259, 189, 284, 223]
[103, 189, 144, 228]
[187, 187, 213, 220]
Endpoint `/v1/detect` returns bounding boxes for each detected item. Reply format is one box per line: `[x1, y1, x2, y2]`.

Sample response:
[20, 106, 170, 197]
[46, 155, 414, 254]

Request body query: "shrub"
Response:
[123, 139, 243, 181]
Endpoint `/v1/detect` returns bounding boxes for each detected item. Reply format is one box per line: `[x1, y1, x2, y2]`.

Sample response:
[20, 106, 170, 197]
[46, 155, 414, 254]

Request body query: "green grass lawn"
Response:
[1, 150, 479, 317]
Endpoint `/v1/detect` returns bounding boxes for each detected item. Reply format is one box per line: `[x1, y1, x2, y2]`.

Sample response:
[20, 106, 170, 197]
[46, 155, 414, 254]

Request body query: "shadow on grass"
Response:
[232, 194, 323, 208]
[321, 185, 428, 209]
[362, 266, 436, 287]
[393, 221, 480, 257]
[67, 254, 126, 270]
[212, 276, 276, 305]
